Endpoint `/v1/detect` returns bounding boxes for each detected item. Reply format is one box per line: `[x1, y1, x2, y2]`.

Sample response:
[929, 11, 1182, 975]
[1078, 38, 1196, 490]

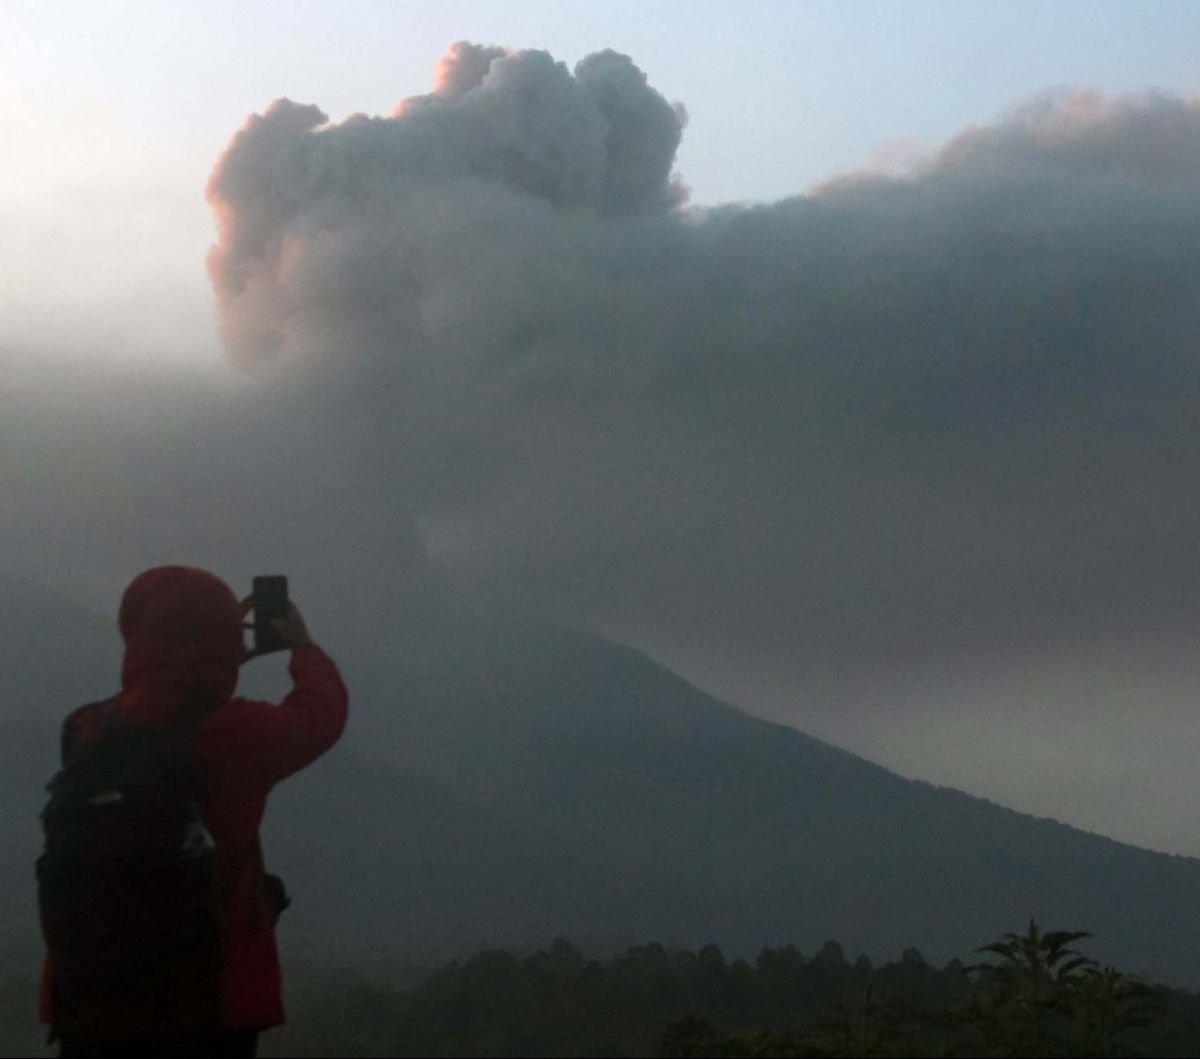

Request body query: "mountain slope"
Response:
[340, 621, 1200, 984]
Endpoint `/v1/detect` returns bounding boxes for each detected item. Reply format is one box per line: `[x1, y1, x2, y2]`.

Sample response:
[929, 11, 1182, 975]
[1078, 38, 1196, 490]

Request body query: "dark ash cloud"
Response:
[203, 50, 1200, 691]
[6, 45, 1200, 854]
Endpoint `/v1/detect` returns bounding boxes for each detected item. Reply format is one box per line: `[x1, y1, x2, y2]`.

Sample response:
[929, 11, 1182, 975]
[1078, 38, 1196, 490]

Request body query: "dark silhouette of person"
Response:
[39, 566, 348, 1057]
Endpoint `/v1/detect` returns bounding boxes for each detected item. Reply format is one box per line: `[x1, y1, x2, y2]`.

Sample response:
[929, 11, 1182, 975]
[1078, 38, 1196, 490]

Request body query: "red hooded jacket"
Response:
[38, 566, 349, 1034]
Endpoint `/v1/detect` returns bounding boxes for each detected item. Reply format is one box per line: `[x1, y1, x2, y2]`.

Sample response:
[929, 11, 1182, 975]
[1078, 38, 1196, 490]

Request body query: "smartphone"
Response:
[252, 575, 289, 655]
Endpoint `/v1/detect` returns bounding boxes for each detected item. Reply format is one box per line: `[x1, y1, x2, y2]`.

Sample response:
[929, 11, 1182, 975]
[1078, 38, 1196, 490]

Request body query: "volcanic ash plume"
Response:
[206, 43, 685, 376]
[205, 45, 1200, 693]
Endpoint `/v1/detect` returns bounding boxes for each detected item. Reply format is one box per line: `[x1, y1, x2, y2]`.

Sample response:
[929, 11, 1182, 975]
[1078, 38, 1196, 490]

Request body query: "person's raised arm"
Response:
[222, 598, 349, 787]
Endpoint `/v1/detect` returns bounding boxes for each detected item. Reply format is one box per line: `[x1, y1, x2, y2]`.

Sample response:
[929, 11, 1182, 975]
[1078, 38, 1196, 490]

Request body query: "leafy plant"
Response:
[1074, 964, 1166, 1058]
[950, 919, 1165, 1058]
[660, 921, 1171, 1059]
[956, 920, 1094, 1055]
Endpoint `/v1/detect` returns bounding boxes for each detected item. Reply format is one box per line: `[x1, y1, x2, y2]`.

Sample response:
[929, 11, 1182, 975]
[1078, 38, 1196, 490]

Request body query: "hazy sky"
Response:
[5, 3, 1200, 859]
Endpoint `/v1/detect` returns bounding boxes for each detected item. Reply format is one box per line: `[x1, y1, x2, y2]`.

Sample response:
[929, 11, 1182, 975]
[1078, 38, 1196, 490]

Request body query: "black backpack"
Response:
[37, 695, 222, 1039]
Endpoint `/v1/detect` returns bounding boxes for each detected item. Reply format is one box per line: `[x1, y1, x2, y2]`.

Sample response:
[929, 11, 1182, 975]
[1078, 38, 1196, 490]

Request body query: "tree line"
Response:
[251, 921, 1200, 1058]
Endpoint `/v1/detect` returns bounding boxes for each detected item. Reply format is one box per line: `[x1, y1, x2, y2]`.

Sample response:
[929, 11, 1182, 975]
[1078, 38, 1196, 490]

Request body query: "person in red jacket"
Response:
[39, 565, 349, 1058]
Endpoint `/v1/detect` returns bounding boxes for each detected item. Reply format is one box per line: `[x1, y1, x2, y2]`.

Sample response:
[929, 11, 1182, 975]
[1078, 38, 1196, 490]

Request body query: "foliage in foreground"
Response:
[664, 921, 1172, 1057]
[255, 921, 1200, 1059]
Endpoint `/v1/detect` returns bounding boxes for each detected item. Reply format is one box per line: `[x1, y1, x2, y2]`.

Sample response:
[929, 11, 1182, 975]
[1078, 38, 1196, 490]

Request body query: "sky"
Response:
[5, 2, 1200, 857]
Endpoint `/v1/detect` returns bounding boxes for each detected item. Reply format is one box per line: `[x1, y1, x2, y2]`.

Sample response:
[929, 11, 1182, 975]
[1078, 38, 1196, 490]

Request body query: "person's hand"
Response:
[239, 596, 314, 664]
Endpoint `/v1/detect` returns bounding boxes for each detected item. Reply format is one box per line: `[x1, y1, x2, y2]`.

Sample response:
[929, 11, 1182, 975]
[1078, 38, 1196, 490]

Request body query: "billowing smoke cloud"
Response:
[207, 43, 685, 373]
[200, 49, 1200, 849]
[931, 87, 1200, 182]
[205, 46, 1200, 669]
[7, 43, 1200, 852]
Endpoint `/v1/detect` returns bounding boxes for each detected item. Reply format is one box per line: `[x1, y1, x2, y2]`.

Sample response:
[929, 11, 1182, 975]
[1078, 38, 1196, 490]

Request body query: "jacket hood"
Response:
[118, 566, 243, 717]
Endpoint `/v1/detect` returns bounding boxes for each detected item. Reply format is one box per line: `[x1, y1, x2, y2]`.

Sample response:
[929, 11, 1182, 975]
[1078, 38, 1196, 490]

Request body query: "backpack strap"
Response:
[47, 689, 214, 816]
[62, 687, 217, 760]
